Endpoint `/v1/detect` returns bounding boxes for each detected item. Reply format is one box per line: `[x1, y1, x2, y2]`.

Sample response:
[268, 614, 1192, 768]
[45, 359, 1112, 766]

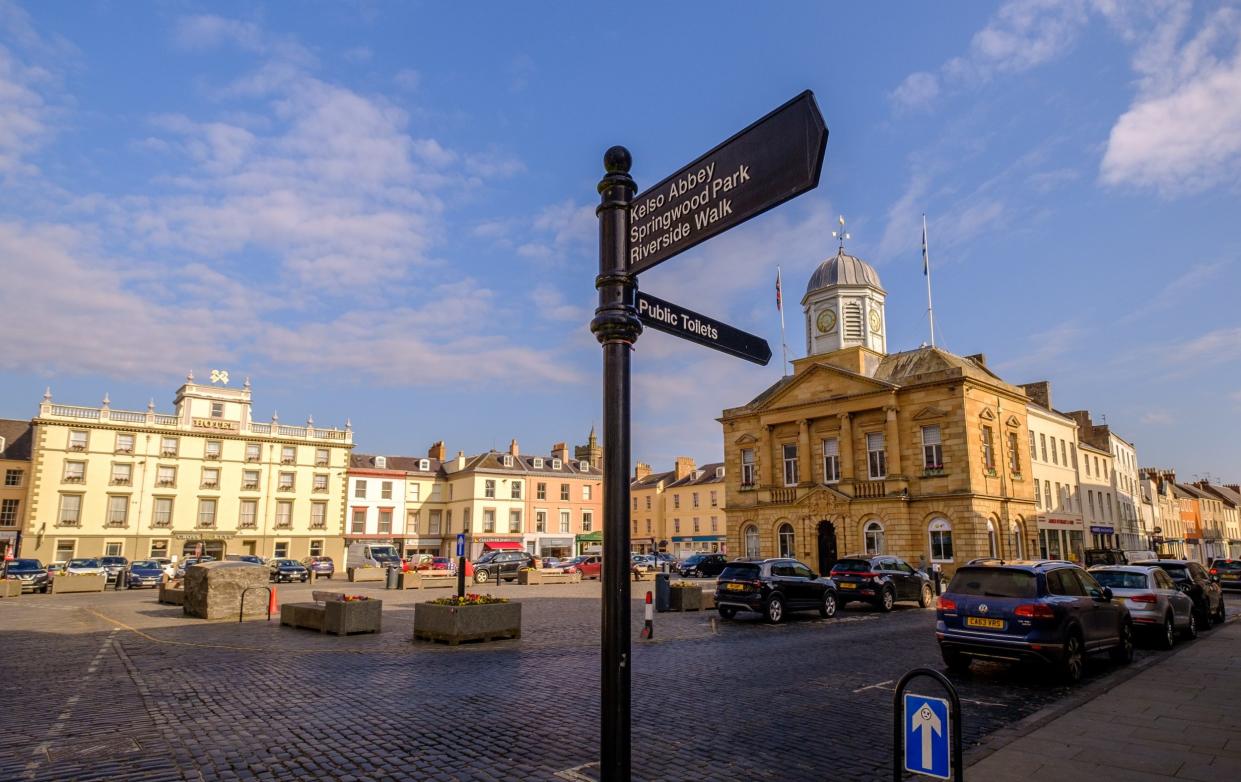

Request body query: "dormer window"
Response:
[579, 460, 590, 471]
[532, 457, 544, 469]
[418, 459, 430, 471]
[715, 466, 725, 478]
[502, 455, 514, 467]
[375, 456, 387, 469]
[552, 458, 562, 470]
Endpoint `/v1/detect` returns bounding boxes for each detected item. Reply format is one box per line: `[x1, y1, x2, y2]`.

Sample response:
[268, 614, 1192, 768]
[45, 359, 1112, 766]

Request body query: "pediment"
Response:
[791, 484, 852, 511]
[978, 407, 996, 421]
[1005, 415, 1022, 428]
[913, 406, 948, 421]
[748, 362, 896, 413]
[734, 433, 758, 445]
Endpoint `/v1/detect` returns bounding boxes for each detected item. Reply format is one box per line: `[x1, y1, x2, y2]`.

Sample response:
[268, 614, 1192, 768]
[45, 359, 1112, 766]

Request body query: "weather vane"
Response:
[832, 214, 850, 252]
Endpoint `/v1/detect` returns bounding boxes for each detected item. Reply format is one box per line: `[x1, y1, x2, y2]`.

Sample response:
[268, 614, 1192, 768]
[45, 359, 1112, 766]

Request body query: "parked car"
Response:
[1209, 558, 1241, 591]
[677, 553, 728, 578]
[715, 558, 839, 623]
[346, 542, 402, 570]
[936, 560, 1133, 683]
[830, 555, 934, 611]
[1134, 559, 1226, 629]
[65, 558, 107, 577]
[269, 559, 309, 583]
[472, 551, 534, 584]
[1084, 549, 1158, 567]
[554, 556, 583, 574]
[1089, 565, 1197, 648]
[175, 556, 215, 578]
[45, 561, 67, 578]
[225, 554, 265, 565]
[302, 556, 335, 579]
[4, 559, 50, 593]
[125, 560, 166, 589]
[429, 557, 453, 571]
[151, 558, 175, 579]
[100, 556, 129, 583]
[575, 555, 603, 580]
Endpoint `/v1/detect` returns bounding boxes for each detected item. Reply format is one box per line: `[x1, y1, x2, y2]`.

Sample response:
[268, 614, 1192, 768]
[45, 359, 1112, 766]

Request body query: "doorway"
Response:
[817, 521, 838, 575]
[182, 539, 226, 559]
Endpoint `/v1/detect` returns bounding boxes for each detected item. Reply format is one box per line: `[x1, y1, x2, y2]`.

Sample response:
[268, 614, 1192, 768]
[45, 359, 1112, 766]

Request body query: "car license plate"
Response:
[839, 582, 857, 589]
[726, 583, 746, 591]
[1224, 574, 1238, 580]
[966, 616, 1005, 629]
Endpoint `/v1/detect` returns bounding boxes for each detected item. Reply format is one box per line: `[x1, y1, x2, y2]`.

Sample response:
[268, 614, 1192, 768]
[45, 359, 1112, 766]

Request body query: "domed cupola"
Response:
[800, 217, 887, 356]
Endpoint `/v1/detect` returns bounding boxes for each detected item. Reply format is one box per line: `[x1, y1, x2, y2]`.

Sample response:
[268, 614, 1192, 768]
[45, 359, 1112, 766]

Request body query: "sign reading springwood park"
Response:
[633, 291, 772, 365]
[627, 90, 828, 275]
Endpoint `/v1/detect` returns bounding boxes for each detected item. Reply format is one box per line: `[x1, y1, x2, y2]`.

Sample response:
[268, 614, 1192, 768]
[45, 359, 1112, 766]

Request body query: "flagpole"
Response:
[923, 213, 936, 349]
[777, 265, 789, 376]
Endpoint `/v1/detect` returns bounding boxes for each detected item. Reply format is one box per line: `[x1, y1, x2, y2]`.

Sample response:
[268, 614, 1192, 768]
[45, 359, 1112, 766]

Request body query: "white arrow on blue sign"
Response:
[456, 533, 466, 558]
[904, 693, 951, 779]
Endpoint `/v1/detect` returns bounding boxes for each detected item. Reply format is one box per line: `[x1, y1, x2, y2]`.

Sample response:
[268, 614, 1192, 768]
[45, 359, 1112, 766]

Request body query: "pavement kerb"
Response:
[963, 613, 1238, 769]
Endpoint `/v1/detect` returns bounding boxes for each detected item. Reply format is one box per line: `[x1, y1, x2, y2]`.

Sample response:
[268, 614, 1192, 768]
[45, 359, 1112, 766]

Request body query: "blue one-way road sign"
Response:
[904, 693, 951, 779]
[456, 533, 466, 558]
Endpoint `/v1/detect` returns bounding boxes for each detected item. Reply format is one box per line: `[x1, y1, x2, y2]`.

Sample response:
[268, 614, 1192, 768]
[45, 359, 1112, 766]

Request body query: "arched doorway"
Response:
[817, 521, 838, 575]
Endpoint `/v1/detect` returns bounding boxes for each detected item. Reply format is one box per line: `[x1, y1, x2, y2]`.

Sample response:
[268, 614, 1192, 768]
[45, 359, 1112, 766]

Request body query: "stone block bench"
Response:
[1, 580, 22, 598]
[158, 582, 186, 605]
[518, 569, 581, 585]
[398, 572, 457, 590]
[280, 592, 382, 636]
[347, 567, 387, 583]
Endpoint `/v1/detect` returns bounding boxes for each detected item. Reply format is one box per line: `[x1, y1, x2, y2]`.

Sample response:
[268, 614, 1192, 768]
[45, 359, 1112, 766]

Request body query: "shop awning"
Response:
[483, 541, 524, 551]
[576, 531, 603, 542]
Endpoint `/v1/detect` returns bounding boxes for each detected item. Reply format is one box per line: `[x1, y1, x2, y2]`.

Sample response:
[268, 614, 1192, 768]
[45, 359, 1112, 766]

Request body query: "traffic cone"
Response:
[268, 586, 279, 619]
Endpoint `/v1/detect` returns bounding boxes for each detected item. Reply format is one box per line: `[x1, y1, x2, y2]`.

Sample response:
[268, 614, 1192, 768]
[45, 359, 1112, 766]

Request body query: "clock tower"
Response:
[801, 237, 886, 357]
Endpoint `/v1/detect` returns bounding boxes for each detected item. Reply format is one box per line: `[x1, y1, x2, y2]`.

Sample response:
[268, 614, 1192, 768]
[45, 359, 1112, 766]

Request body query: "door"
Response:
[893, 560, 920, 599]
[789, 561, 818, 608]
[1074, 569, 1119, 646]
[817, 521, 838, 577]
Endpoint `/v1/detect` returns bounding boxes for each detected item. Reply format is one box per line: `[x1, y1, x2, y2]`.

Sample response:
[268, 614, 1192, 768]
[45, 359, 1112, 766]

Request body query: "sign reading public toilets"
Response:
[627, 91, 827, 275]
[904, 693, 951, 780]
[634, 291, 771, 365]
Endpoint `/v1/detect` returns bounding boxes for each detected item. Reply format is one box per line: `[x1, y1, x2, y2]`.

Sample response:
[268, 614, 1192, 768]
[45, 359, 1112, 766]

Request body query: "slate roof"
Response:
[666, 463, 725, 488]
[1199, 483, 1241, 508]
[350, 454, 445, 475]
[0, 419, 33, 461]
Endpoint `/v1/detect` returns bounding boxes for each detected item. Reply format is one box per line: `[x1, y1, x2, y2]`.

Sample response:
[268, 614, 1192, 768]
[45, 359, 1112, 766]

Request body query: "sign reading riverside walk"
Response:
[627, 90, 827, 275]
[634, 291, 771, 365]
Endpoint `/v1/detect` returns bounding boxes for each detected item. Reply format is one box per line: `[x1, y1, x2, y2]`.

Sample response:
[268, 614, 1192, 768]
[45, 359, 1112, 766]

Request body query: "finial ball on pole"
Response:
[604, 146, 632, 173]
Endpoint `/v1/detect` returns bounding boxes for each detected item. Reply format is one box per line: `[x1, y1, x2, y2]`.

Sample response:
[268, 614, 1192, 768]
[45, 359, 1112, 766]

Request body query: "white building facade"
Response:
[1026, 399, 1085, 563]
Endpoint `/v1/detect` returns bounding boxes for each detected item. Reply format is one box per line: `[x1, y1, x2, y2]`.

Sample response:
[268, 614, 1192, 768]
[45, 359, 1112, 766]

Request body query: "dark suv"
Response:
[472, 551, 534, 584]
[714, 558, 839, 623]
[830, 555, 934, 611]
[4, 559, 50, 593]
[1136, 559, 1226, 628]
[1209, 558, 1241, 592]
[937, 560, 1134, 683]
[677, 553, 727, 578]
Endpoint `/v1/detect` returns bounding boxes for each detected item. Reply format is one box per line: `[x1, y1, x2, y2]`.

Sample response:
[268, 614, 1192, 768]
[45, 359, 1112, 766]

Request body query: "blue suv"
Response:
[936, 560, 1134, 683]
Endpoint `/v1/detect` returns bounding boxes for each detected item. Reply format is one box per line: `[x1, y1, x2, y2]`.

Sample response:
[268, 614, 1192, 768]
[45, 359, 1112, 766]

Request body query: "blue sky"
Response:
[2, 1, 1239, 479]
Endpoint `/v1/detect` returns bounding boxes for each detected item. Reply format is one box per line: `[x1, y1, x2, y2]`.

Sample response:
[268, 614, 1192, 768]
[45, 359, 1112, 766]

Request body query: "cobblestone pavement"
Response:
[1, 580, 1235, 781]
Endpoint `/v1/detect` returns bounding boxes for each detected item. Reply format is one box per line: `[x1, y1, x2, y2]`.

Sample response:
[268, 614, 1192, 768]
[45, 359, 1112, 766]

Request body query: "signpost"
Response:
[892, 668, 963, 782]
[456, 533, 467, 599]
[592, 91, 827, 781]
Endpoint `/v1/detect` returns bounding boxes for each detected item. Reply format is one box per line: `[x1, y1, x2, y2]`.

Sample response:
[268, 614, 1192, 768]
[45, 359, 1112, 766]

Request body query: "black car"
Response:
[472, 551, 534, 584]
[677, 553, 728, 578]
[4, 559, 50, 593]
[830, 555, 934, 611]
[1135, 559, 1226, 628]
[1210, 558, 1241, 591]
[100, 555, 129, 583]
[715, 558, 839, 623]
[268, 559, 309, 583]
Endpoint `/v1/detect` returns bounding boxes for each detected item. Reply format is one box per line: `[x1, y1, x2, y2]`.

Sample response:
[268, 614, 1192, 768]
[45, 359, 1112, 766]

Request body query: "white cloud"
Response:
[1168, 326, 1241, 364]
[994, 322, 1083, 377]
[890, 72, 939, 113]
[516, 199, 595, 267]
[1117, 261, 1227, 324]
[531, 285, 589, 323]
[393, 67, 420, 91]
[1140, 410, 1174, 425]
[343, 46, 372, 64]
[0, 44, 48, 175]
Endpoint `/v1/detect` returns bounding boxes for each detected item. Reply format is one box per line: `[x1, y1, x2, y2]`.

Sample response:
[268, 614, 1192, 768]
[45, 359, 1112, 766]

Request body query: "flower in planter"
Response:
[428, 593, 509, 606]
[341, 595, 371, 602]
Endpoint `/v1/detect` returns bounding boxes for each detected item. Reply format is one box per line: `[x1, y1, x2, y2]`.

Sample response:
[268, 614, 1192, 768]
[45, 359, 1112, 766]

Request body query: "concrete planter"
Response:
[413, 601, 521, 645]
[51, 573, 107, 594]
[348, 567, 386, 583]
[283, 598, 382, 636]
[399, 572, 456, 590]
[518, 569, 581, 585]
[158, 582, 186, 605]
[1, 580, 23, 598]
[669, 585, 703, 611]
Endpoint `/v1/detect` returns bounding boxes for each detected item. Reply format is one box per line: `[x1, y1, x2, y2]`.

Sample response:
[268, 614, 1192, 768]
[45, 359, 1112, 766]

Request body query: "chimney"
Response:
[1019, 381, 1052, 410]
[634, 462, 651, 480]
[965, 353, 987, 368]
[552, 442, 570, 463]
[674, 456, 696, 480]
[509, 438, 519, 457]
[1226, 484, 1240, 495]
[456, 450, 466, 470]
[429, 441, 446, 461]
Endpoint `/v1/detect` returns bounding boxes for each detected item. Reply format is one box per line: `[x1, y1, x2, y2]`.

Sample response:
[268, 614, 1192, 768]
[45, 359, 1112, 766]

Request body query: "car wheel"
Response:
[40, 585, 50, 594]
[1059, 632, 1085, 684]
[820, 591, 838, 619]
[1158, 614, 1176, 651]
[919, 585, 933, 608]
[1196, 603, 1213, 630]
[942, 649, 971, 674]
[1182, 612, 1198, 640]
[879, 588, 895, 612]
[1110, 621, 1134, 665]
[1214, 598, 1226, 624]
[765, 595, 785, 623]
[718, 606, 737, 620]
[474, 569, 489, 584]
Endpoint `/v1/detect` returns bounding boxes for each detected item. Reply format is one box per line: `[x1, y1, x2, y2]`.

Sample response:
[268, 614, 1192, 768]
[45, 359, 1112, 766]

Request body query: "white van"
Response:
[346, 542, 402, 569]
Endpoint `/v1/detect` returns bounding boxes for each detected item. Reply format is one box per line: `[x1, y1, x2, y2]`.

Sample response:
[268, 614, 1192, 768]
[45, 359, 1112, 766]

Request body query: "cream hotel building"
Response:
[17, 373, 353, 565]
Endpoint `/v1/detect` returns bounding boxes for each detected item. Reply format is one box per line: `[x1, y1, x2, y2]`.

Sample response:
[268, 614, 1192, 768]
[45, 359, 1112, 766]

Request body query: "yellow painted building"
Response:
[22, 375, 353, 564]
[0, 420, 33, 559]
[720, 248, 1037, 577]
[630, 457, 726, 557]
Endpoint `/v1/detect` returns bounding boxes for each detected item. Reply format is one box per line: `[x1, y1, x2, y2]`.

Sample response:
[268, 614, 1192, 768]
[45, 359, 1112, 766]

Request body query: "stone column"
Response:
[884, 406, 902, 478]
[798, 419, 812, 485]
[761, 424, 774, 487]
[837, 413, 854, 482]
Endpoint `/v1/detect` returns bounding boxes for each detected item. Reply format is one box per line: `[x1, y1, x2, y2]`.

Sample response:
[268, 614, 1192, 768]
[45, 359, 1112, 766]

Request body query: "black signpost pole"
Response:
[592, 146, 639, 781]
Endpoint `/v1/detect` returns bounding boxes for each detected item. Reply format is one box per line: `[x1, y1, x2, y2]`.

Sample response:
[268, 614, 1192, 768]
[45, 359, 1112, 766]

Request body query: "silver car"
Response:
[1090, 565, 1197, 649]
[64, 558, 108, 577]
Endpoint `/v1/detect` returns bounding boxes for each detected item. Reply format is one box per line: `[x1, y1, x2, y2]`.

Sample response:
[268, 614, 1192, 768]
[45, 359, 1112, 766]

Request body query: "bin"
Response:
[655, 572, 670, 613]
[386, 565, 400, 590]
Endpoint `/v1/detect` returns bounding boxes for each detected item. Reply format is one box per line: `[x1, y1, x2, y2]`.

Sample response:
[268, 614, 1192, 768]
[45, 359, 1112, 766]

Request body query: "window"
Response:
[583, 484, 593, 501]
[921, 426, 943, 469]
[536, 482, 547, 500]
[0, 499, 18, 526]
[633, 497, 638, 511]
[152, 498, 173, 527]
[201, 467, 220, 488]
[104, 541, 123, 557]
[309, 540, 324, 557]
[782, 443, 799, 486]
[351, 509, 366, 534]
[197, 499, 217, 528]
[509, 510, 522, 533]
[1070, 443, 1077, 468]
[1088, 490, 1095, 515]
[111, 463, 132, 485]
[446, 509, 454, 532]
[692, 517, 700, 533]
[68, 430, 88, 450]
[645, 519, 652, 534]
[161, 436, 178, 457]
[741, 448, 755, 486]
[1045, 481, 1052, 510]
[1054, 482, 1061, 509]
[273, 541, 289, 559]
[1034, 479, 1042, 508]
[1094, 456, 1100, 475]
[485, 479, 496, 498]
[552, 458, 562, 470]
[986, 519, 998, 558]
[1009, 521, 1024, 559]
[205, 440, 222, 460]
[246, 443, 261, 462]
[3, 469, 22, 487]
[354, 480, 367, 499]
[711, 516, 718, 532]
[536, 511, 547, 533]
[315, 448, 329, 466]
[1050, 437, 1058, 465]
[115, 433, 134, 454]
[778, 523, 795, 558]
[483, 509, 496, 533]
[579, 460, 591, 471]
[1060, 440, 1068, 466]
[692, 492, 700, 508]
[821, 438, 840, 483]
[63, 461, 85, 482]
[1039, 434, 1047, 462]
[281, 446, 296, 464]
[711, 490, 718, 507]
[928, 518, 953, 562]
[981, 426, 996, 470]
[560, 484, 570, 501]
[867, 432, 887, 479]
[408, 483, 420, 502]
[150, 540, 169, 558]
[532, 457, 544, 469]
[429, 510, 442, 536]
[242, 470, 260, 490]
[278, 472, 294, 490]
[559, 511, 570, 533]
[157, 465, 176, 487]
[210, 402, 224, 418]
[511, 481, 522, 500]
[864, 521, 885, 554]
[673, 495, 681, 510]
[501, 454, 513, 467]
[1008, 432, 1020, 472]
[744, 525, 760, 558]
[673, 519, 681, 533]
[645, 496, 651, 510]
[55, 540, 76, 561]
[1028, 431, 1035, 458]
[240, 500, 257, 529]
[377, 509, 392, 534]
[313, 474, 328, 492]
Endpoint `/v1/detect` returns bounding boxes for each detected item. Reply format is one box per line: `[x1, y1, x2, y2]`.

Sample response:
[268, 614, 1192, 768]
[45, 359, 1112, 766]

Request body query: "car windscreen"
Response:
[6, 560, 42, 571]
[101, 557, 126, 565]
[131, 561, 159, 569]
[69, 559, 101, 567]
[1215, 560, 1241, 572]
[719, 563, 760, 581]
[831, 559, 873, 573]
[947, 568, 1037, 598]
[1090, 571, 1149, 590]
[1154, 564, 1190, 580]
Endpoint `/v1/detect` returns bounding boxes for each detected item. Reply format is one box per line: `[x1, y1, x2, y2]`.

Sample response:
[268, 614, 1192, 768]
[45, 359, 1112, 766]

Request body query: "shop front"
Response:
[530, 536, 573, 559]
[670, 535, 727, 558]
[575, 531, 603, 555]
[1038, 516, 1085, 563]
[1089, 525, 1115, 550]
[472, 537, 523, 560]
[630, 537, 655, 554]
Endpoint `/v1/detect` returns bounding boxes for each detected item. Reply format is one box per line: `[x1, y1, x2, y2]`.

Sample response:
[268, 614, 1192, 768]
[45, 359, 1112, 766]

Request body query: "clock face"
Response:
[816, 308, 837, 334]
[868, 308, 882, 334]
